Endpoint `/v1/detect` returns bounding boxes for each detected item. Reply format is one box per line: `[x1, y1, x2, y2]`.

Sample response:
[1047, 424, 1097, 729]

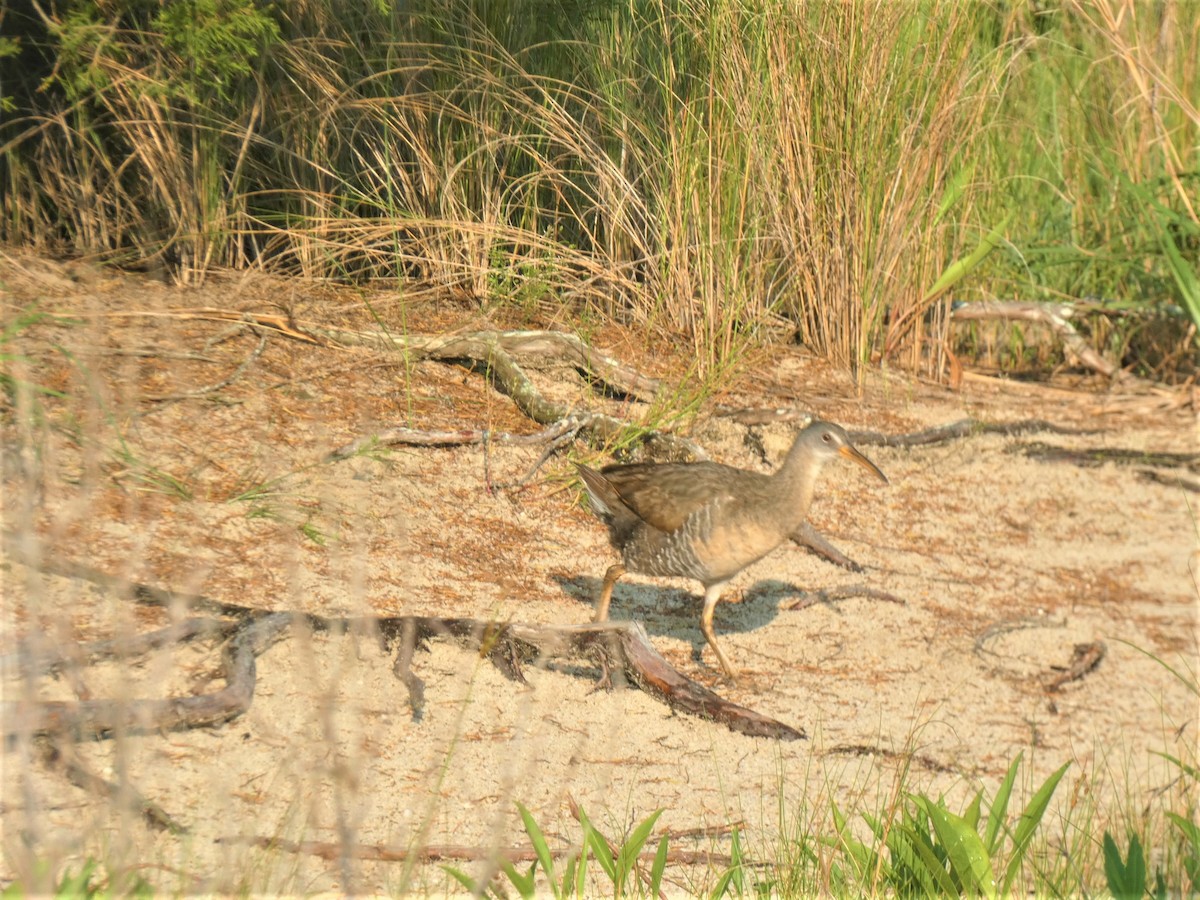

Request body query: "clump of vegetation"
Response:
[1, 1, 1194, 380]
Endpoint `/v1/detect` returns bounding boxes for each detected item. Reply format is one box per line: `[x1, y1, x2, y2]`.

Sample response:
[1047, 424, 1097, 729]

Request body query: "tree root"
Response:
[2, 613, 292, 741]
[37, 739, 187, 833]
[1, 551, 806, 746]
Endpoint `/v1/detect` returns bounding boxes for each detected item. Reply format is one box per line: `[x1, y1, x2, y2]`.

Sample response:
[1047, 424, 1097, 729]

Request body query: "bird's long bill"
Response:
[839, 444, 889, 484]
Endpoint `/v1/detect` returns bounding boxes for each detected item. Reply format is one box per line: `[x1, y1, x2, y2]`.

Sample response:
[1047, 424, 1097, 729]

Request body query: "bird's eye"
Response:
[821, 432, 832, 443]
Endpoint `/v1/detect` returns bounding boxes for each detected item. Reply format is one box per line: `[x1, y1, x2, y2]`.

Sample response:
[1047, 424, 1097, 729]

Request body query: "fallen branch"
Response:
[317, 327, 662, 402]
[216, 835, 735, 868]
[317, 328, 705, 460]
[1016, 442, 1199, 471]
[327, 417, 586, 461]
[2, 617, 237, 679]
[848, 418, 1102, 448]
[2, 545, 806, 742]
[2, 613, 291, 741]
[786, 586, 905, 612]
[38, 739, 186, 834]
[950, 300, 1130, 382]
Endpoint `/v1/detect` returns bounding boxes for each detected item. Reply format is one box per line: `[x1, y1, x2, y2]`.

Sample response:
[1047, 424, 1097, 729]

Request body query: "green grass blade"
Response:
[728, 826, 746, 894]
[1160, 227, 1200, 335]
[923, 212, 1013, 303]
[709, 867, 737, 899]
[1152, 750, 1200, 782]
[442, 864, 482, 894]
[962, 789, 983, 832]
[887, 824, 956, 896]
[985, 751, 1023, 854]
[615, 808, 663, 893]
[578, 808, 616, 883]
[1000, 761, 1070, 895]
[517, 802, 558, 898]
[933, 163, 974, 227]
[649, 833, 669, 897]
[828, 804, 876, 881]
[1113, 640, 1198, 698]
[562, 854, 577, 899]
[1166, 808, 1200, 889]
[499, 859, 537, 900]
[575, 840, 589, 897]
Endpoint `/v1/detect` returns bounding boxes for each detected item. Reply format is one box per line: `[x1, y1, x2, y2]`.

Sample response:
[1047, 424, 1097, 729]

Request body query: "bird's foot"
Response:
[587, 649, 616, 694]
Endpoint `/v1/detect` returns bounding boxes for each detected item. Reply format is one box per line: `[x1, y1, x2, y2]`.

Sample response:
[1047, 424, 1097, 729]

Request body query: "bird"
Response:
[574, 420, 888, 682]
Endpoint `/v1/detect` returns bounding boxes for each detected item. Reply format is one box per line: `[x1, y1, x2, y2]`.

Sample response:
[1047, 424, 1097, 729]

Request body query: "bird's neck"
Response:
[770, 439, 825, 529]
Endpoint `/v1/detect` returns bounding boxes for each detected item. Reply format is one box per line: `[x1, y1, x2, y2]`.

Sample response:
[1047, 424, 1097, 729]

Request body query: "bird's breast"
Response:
[619, 497, 789, 584]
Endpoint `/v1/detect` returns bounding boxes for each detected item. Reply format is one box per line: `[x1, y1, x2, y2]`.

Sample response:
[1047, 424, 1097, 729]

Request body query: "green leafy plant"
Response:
[444, 803, 664, 899]
[1102, 831, 1163, 900]
[0, 857, 152, 898]
[710, 826, 748, 898]
[829, 753, 1070, 897]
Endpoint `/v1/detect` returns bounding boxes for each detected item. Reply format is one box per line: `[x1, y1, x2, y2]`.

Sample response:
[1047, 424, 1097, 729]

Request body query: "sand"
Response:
[1, 252, 1196, 894]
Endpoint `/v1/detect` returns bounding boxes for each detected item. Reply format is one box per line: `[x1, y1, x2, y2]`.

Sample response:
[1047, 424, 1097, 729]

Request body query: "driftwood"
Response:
[2, 613, 292, 741]
[314, 326, 703, 460]
[1, 548, 806, 745]
[950, 300, 1131, 382]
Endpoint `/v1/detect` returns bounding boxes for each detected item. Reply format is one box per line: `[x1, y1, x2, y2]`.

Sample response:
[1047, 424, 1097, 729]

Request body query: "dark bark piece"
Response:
[1043, 641, 1107, 693]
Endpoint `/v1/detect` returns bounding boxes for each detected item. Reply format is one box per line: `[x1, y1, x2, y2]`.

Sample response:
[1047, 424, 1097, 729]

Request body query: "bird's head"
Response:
[801, 421, 889, 484]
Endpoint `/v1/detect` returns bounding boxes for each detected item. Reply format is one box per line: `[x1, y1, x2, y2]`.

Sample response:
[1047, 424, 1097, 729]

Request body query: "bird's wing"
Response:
[599, 461, 748, 533]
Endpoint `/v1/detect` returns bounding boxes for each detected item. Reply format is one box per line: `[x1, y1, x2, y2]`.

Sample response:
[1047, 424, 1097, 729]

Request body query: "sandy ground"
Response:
[1, 252, 1197, 894]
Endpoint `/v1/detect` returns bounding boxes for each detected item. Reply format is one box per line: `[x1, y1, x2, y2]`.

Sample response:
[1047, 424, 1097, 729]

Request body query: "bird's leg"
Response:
[593, 563, 627, 622]
[700, 581, 738, 683]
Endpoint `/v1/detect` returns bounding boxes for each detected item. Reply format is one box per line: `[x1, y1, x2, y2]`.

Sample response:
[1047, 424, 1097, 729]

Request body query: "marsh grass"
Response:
[4, 1, 1193, 381]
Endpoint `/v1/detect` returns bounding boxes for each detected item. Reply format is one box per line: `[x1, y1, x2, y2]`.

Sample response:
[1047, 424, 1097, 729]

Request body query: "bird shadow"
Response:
[552, 574, 815, 672]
